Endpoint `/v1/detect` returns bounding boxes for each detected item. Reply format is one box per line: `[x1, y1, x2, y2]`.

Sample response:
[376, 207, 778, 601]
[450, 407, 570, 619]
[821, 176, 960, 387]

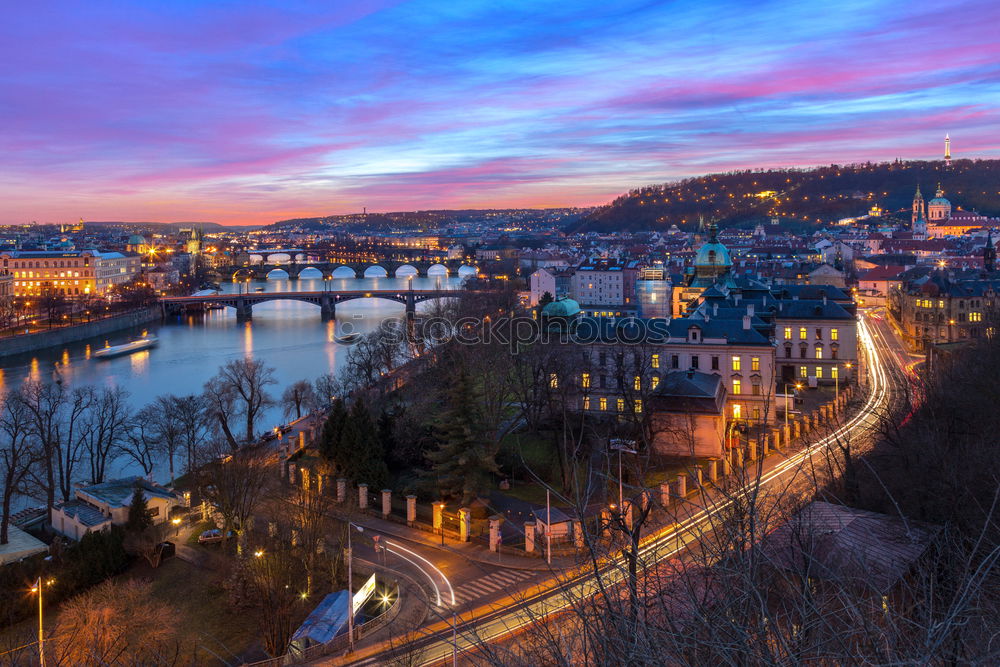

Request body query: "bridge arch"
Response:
[457, 264, 478, 277]
[331, 265, 357, 279]
[427, 263, 449, 276]
[363, 265, 389, 278]
[266, 268, 289, 280]
[395, 264, 419, 277]
[298, 266, 323, 279]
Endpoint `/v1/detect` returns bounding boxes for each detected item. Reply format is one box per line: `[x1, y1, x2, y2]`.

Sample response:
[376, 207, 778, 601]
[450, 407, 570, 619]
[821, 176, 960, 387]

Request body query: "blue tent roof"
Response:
[289, 591, 350, 652]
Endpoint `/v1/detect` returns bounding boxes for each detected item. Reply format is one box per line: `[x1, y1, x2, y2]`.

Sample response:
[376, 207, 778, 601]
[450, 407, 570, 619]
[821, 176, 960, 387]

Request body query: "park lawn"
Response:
[133, 557, 266, 664]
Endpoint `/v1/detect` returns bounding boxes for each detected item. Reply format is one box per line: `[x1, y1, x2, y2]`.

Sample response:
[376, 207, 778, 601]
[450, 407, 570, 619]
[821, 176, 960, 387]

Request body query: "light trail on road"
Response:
[384, 542, 446, 607]
[327, 313, 901, 666]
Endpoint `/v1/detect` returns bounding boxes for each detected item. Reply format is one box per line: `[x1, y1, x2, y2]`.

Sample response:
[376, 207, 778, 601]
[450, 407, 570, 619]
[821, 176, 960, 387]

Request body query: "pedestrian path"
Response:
[453, 568, 538, 606]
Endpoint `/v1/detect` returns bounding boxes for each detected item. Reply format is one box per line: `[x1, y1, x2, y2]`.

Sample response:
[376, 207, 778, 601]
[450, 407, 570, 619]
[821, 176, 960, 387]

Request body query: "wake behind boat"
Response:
[94, 332, 158, 359]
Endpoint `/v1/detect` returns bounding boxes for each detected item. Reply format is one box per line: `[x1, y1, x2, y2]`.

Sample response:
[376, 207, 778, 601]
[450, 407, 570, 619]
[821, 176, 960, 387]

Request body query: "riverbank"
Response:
[0, 307, 160, 360]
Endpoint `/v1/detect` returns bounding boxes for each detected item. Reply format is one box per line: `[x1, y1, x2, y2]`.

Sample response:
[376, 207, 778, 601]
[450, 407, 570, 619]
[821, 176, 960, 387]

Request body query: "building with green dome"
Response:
[672, 223, 738, 316]
[541, 297, 581, 326]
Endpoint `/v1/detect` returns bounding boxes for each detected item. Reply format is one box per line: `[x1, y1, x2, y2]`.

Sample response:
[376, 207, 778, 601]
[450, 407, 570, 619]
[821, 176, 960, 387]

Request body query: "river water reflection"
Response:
[0, 273, 463, 481]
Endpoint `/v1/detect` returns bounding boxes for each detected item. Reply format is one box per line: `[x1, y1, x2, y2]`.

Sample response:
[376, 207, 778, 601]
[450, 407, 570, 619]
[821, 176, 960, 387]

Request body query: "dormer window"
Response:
[689, 327, 700, 342]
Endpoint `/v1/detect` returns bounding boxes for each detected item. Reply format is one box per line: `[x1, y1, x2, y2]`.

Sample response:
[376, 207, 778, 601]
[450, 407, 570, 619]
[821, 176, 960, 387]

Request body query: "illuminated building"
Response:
[0, 250, 141, 296]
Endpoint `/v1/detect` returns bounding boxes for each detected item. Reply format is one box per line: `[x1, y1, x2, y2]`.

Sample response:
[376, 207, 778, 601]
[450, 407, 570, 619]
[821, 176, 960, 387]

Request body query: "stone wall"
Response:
[0, 307, 160, 360]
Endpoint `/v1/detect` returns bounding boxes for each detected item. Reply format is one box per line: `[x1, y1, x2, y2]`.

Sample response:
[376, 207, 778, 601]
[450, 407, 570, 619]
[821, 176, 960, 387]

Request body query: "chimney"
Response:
[747, 303, 755, 316]
[743, 315, 751, 330]
[713, 303, 719, 316]
[823, 295, 828, 306]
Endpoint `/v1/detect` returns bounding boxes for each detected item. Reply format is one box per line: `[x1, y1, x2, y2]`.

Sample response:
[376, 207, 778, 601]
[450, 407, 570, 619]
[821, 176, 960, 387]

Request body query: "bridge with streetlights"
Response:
[215, 259, 479, 281]
[160, 288, 460, 322]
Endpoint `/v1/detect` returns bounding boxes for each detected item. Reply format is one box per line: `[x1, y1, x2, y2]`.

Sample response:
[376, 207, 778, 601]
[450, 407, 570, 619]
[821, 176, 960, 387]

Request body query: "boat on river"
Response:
[94, 332, 158, 359]
[333, 333, 360, 345]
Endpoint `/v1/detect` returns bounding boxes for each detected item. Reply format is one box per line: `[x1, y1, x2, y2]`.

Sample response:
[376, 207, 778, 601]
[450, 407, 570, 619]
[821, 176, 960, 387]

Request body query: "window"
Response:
[800, 345, 807, 359]
[633, 376, 641, 391]
[800, 366, 808, 378]
[583, 397, 591, 410]
[816, 328, 823, 340]
[785, 346, 792, 359]
[799, 327, 807, 340]
[815, 345, 823, 359]
[831, 366, 838, 380]
[752, 407, 761, 421]
[732, 379, 742, 395]
[617, 398, 625, 413]
[711, 356, 719, 370]
[691, 356, 699, 369]
[815, 366, 823, 379]
[599, 397, 607, 411]
[831, 328, 839, 341]
[751, 356, 760, 371]
[549, 373, 558, 389]
[671, 354, 679, 369]
[651, 354, 659, 369]
[599, 351, 607, 366]
[784, 326, 792, 339]
[970, 312, 983, 322]
[600, 375, 607, 389]
[752, 382, 761, 395]
[634, 400, 643, 413]
[731, 355, 741, 371]
[581, 373, 590, 389]
[732, 404, 742, 419]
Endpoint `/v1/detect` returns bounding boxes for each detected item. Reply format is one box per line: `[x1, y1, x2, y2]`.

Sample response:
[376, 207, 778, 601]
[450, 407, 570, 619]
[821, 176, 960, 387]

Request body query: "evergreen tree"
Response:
[424, 366, 499, 504]
[125, 483, 153, 533]
[341, 402, 388, 489]
[538, 291, 555, 309]
[318, 399, 348, 462]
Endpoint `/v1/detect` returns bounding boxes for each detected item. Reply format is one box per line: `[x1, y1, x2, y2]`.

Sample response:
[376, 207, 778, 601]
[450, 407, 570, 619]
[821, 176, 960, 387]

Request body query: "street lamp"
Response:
[171, 516, 182, 536]
[783, 383, 803, 428]
[345, 521, 364, 652]
[30, 577, 54, 667]
[610, 439, 637, 510]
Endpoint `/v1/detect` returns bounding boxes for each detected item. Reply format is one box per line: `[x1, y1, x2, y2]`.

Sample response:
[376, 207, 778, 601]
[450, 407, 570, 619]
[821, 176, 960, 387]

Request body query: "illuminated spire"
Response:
[944, 134, 951, 166]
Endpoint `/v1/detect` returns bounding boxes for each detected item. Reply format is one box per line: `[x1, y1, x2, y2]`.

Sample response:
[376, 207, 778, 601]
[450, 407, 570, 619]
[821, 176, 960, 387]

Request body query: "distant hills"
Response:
[572, 159, 1000, 233]
[88, 221, 248, 232]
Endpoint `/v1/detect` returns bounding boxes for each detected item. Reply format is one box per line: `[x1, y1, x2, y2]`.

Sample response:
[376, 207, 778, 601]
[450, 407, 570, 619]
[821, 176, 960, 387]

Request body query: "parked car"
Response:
[198, 529, 223, 544]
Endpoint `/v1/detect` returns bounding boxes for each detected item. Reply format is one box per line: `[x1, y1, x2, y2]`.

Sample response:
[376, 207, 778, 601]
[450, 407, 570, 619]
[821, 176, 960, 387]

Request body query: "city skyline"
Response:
[3, 0, 1000, 225]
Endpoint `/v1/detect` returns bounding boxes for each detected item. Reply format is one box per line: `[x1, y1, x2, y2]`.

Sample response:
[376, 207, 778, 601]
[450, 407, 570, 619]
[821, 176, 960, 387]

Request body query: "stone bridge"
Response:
[215, 259, 479, 281]
[160, 288, 460, 322]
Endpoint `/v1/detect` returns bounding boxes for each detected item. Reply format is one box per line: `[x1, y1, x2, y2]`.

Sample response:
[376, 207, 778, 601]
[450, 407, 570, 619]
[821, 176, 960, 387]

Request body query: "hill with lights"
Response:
[572, 159, 1000, 232]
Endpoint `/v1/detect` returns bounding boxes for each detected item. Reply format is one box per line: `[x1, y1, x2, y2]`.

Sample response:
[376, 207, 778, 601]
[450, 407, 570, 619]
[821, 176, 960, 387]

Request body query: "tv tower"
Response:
[944, 134, 951, 167]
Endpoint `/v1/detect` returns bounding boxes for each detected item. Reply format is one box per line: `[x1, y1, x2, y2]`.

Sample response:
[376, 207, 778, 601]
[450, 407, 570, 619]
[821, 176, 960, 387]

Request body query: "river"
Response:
[0, 269, 467, 486]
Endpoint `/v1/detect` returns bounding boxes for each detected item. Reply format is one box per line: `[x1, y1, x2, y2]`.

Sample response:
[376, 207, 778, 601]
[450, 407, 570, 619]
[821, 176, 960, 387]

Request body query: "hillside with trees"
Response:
[573, 159, 1000, 232]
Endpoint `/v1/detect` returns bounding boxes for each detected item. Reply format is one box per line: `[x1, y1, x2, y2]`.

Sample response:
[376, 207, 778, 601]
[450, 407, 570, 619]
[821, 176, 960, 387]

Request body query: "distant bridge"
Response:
[215, 259, 479, 281]
[160, 288, 461, 322]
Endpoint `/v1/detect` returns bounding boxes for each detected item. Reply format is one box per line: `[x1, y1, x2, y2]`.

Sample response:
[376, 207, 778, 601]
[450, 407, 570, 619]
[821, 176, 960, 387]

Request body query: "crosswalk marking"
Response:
[453, 569, 538, 605]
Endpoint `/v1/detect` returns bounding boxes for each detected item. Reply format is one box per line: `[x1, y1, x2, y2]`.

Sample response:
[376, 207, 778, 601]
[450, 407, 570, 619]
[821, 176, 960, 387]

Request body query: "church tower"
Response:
[944, 134, 951, 167]
[913, 207, 928, 241]
[985, 229, 996, 273]
[912, 185, 925, 224]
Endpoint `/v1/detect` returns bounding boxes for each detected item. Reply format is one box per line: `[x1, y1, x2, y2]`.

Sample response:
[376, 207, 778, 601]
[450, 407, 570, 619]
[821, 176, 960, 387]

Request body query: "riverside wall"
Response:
[0, 307, 160, 360]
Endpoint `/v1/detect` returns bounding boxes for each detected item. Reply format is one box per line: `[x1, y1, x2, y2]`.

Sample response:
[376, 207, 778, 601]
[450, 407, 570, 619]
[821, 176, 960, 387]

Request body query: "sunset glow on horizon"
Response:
[3, 0, 1000, 226]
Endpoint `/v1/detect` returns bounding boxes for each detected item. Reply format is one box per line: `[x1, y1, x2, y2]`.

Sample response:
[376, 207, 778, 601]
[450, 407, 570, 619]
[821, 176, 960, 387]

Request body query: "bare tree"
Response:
[80, 386, 130, 484]
[120, 410, 160, 477]
[206, 358, 277, 444]
[0, 392, 38, 544]
[236, 543, 306, 657]
[198, 444, 271, 551]
[281, 380, 316, 421]
[54, 579, 180, 666]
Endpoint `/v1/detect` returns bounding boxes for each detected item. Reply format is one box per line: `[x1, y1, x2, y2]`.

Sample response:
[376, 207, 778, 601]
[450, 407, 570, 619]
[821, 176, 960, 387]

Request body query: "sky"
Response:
[2, 0, 1000, 226]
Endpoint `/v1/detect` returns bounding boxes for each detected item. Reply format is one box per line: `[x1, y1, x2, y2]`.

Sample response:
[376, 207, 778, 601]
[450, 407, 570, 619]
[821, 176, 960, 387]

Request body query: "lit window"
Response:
[583, 397, 591, 410]
[617, 398, 625, 413]
[752, 407, 760, 421]
[634, 400, 643, 413]
[731, 356, 741, 371]
[633, 376, 641, 391]
[651, 376, 659, 390]
[970, 312, 982, 322]
[815, 345, 823, 359]
[581, 373, 590, 389]
[784, 327, 792, 339]
[732, 404, 742, 419]
[800, 366, 808, 378]
[815, 366, 823, 379]
[732, 379, 741, 395]
[651, 354, 659, 369]
[751, 357, 759, 371]
[799, 327, 807, 340]
[599, 397, 607, 411]
[831, 366, 838, 379]
[549, 373, 558, 389]
[831, 328, 839, 341]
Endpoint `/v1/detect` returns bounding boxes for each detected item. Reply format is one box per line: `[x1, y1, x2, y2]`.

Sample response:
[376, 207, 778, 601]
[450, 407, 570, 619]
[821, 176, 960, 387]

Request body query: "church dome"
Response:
[542, 298, 581, 318]
[694, 224, 732, 269]
[928, 197, 950, 205]
[127, 234, 147, 245]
